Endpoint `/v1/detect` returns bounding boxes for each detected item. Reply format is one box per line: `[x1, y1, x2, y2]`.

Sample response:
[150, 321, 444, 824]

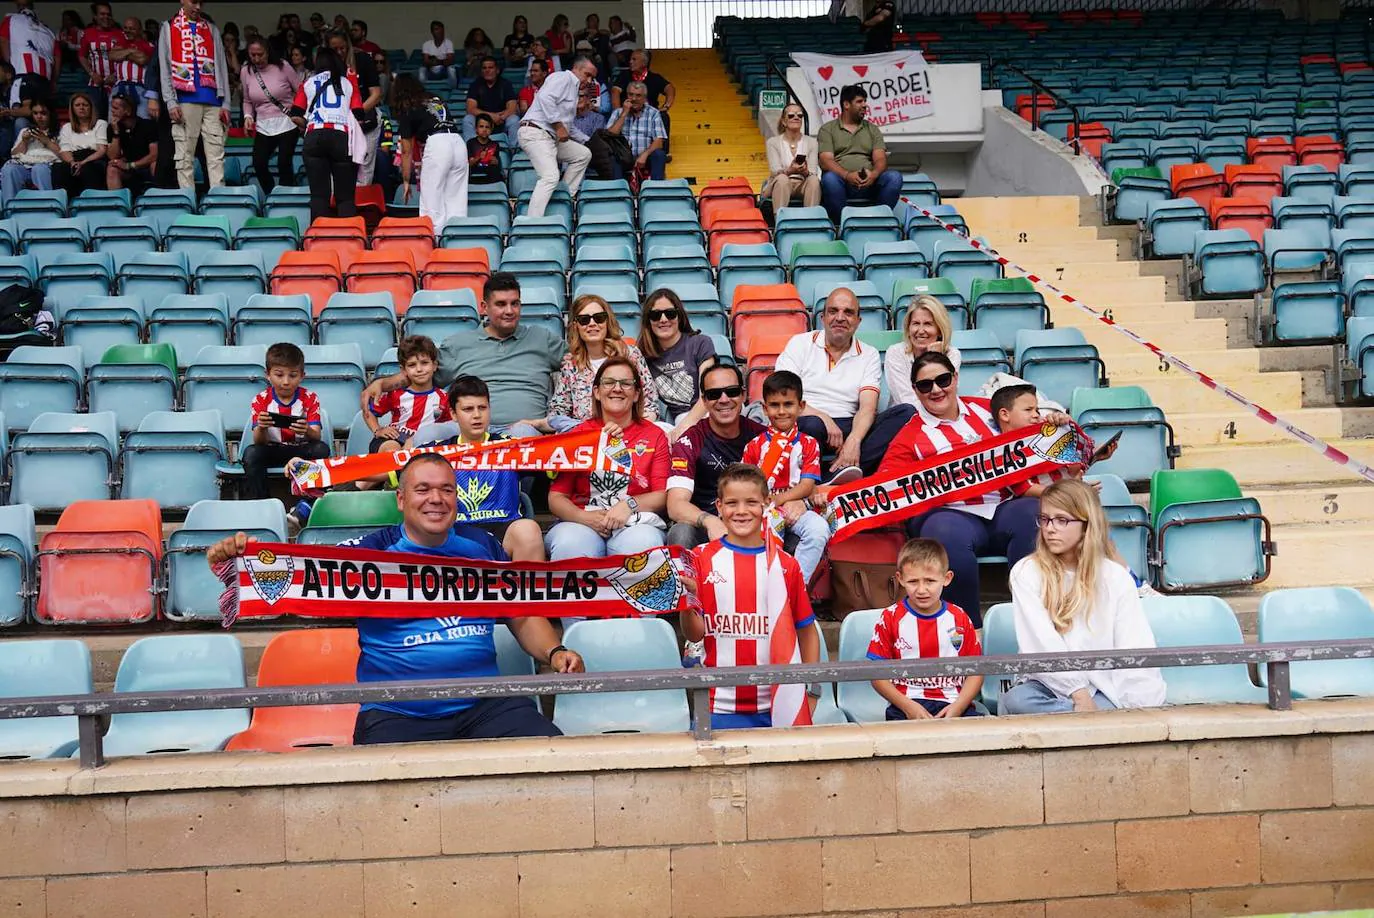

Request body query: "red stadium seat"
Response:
[303, 216, 368, 257]
[1209, 196, 1273, 243]
[224, 628, 360, 753]
[1224, 164, 1282, 204]
[1171, 163, 1227, 211]
[731, 283, 808, 362]
[271, 250, 343, 315]
[372, 216, 435, 264]
[1245, 137, 1296, 171]
[343, 249, 418, 313]
[1296, 135, 1345, 172]
[36, 499, 163, 624]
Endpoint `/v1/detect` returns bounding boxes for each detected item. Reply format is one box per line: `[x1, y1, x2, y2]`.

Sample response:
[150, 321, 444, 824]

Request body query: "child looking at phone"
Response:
[242, 342, 330, 501]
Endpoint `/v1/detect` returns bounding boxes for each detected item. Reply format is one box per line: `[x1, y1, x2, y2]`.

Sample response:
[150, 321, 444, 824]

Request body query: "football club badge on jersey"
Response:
[245, 548, 294, 605]
[606, 548, 683, 615]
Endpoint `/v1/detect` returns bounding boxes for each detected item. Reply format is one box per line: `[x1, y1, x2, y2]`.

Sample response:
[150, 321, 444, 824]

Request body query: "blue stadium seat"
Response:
[0, 345, 83, 429]
[0, 503, 34, 626]
[166, 499, 287, 621]
[0, 640, 91, 758]
[10, 411, 118, 510]
[1141, 595, 1267, 704]
[98, 634, 251, 757]
[121, 409, 226, 509]
[1258, 587, 1374, 698]
[553, 619, 690, 734]
[836, 608, 887, 723]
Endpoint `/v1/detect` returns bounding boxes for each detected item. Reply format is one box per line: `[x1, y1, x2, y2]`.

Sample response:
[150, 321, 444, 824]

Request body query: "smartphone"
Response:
[268, 412, 299, 429]
[1090, 430, 1124, 464]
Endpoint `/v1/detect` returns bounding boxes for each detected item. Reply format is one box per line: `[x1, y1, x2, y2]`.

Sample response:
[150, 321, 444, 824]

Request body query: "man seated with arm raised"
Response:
[207, 452, 584, 745]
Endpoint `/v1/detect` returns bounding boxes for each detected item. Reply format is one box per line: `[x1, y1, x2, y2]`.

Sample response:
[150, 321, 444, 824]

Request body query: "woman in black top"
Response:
[392, 73, 468, 230]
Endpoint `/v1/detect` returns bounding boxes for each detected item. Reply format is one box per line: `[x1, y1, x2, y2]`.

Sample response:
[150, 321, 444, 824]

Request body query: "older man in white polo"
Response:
[775, 287, 916, 476]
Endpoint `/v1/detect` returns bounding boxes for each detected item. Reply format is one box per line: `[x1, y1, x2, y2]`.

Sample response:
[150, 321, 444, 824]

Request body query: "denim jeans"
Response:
[999, 679, 1117, 715]
[820, 168, 902, 223]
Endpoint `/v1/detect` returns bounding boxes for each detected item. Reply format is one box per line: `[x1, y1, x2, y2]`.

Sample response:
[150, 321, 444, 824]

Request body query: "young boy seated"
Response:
[868, 538, 984, 720]
[989, 383, 1088, 498]
[682, 463, 820, 729]
[739, 370, 831, 584]
[467, 113, 505, 185]
[242, 342, 331, 502]
[366, 335, 451, 454]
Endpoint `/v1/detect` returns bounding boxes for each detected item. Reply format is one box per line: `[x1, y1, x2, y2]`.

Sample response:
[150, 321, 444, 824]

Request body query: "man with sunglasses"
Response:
[666, 360, 766, 549]
[776, 287, 916, 477]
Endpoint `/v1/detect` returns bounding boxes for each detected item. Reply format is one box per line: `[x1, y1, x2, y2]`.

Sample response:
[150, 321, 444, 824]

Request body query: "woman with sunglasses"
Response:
[536, 294, 661, 434]
[886, 295, 962, 408]
[874, 351, 1041, 626]
[636, 288, 716, 437]
[1002, 479, 1165, 715]
[546, 356, 671, 565]
[763, 104, 820, 215]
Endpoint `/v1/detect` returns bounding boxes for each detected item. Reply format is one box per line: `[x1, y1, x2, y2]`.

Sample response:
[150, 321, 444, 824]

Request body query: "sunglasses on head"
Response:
[574, 311, 609, 326]
[648, 307, 677, 321]
[703, 385, 744, 401]
[913, 372, 955, 394]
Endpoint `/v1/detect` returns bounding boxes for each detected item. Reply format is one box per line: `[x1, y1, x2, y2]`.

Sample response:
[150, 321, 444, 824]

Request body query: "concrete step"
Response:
[1179, 439, 1374, 485]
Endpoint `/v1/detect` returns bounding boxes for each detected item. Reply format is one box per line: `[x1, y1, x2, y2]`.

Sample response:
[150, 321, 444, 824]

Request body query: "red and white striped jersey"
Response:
[80, 25, 123, 85]
[370, 387, 452, 438]
[741, 427, 822, 493]
[866, 599, 982, 703]
[0, 11, 55, 79]
[876, 396, 1015, 519]
[248, 386, 322, 445]
[689, 538, 814, 714]
[111, 35, 152, 85]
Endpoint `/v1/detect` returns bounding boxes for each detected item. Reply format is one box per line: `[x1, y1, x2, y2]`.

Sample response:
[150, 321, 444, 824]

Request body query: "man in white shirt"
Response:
[421, 19, 457, 86]
[775, 287, 916, 476]
[517, 54, 595, 219]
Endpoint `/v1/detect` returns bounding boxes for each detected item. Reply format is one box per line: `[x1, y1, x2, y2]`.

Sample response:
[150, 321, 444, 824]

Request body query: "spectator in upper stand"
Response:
[526, 36, 561, 78]
[51, 90, 109, 196]
[605, 79, 666, 182]
[764, 103, 821, 213]
[462, 55, 516, 145]
[607, 15, 635, 68]
[516, 54, 595, 219]
[885, 295, 963, 409]
[502, 14, 532, 69]
[0, 0, 57, 85]
[517, 58, 547, 116]
[466, 113, 503, 186]
[0, 99, 57, 203]
[290, 45, 365, 223]
[79, 1, 123, 118]
[461, 27, 494, 82]
[360, 272, 564, 440]
[240, 35, 301, 194]
[613, 50, 675, 153]
[104, 89, 156, 196]
[817, 83, 902, 224]
[349, 20, 380, 58]
[574, 13, 610, 72]
[861, 0, 896, 52]
[544, 13, 573, 67]
[157, 0, 230, 189]
[421, 19, 457, 86]
[776, 287, 917, 477]
[109, 15, 152, 117]
[666, 359, 767, 551]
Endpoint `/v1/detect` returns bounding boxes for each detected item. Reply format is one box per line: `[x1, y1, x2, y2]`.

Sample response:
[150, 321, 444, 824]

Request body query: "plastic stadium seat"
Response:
[553, 619, 690, 734]
[36, 499, 162, 624]
[835, 609, 886, 723]
[225, 629, 361, 752]
[120, 409, 226, 509]
[1150, 468, 1273, 592]
[979, 602, 1018, 713]
[10, 410, 117, 509]
[270, 249, 343, 315]
[1141, 595, 1267, 704]
[303, 215, 368, 257]
[1188, 229, 1265, 298]
[167, 499, 287, 621]
[99, 635, 250, 756]
[731, 283, 808, 362]
[0, 640, 91, 758]
[233, 293, 312, 348]
[1258, 587, 1374, 698]
[297, 489, 403, 544]
[88, 342, 179, 431]
[1268, 280, 1344, 343]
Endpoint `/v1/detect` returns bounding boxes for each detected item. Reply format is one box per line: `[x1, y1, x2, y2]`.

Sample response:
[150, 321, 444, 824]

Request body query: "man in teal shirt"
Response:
[361, 272, 564, 438]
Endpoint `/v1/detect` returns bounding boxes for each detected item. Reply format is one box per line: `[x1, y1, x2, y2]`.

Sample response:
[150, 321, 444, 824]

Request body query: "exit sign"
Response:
[759, 90, 787, 109]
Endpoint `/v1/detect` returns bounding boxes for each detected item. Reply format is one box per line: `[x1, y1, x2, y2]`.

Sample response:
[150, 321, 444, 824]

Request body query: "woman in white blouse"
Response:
[1002, 479, 1167, 714]
[885, 295, 963, 407]
[52, 92, 109, 196]
[763, 103, 820, 214]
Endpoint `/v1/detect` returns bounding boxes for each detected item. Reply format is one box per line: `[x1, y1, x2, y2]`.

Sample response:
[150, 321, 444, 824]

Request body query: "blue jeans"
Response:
[545, 519, 666, 560]
[1, 159, 52, 205]
[461, 113, 519, 146]
[999, 679, 1117, 715]
[820, 168, 903, 223]
[783, 509, 830, 583]
[904, 497, 1040, 627]
[611, 148, 667, 182]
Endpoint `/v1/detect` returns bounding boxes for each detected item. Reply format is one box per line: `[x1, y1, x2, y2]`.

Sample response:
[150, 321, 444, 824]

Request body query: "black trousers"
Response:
[240, 439, 331, 500]
[252, 126, 299, 193]
[302, 128, 356, 223]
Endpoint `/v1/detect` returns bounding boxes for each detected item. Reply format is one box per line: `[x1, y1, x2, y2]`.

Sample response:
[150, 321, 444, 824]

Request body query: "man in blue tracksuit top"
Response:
[207, 452, 584, 745]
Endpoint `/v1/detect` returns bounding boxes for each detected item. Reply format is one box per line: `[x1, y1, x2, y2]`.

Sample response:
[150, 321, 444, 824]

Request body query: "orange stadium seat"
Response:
[1171, 163, 1226, 211]
[343, 249, 418, 313]
[270, 249, 343, 315]
[731, 283, 808, 362]
[1245, 137, 1296, 171]
[1296, 135, 1345, 172]
[371, 216, 436, 264]
[1224, 164, 1282, 204]
[420, 248, 491, 299]
[224, 628, 361, 753]
[36, 499, 163, 624]
[1209, 196, 1274, 243]
[303, 216, 368, 257]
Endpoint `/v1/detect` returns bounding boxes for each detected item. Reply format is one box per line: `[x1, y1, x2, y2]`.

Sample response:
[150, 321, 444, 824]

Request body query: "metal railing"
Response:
[2, 639, 1372, 769]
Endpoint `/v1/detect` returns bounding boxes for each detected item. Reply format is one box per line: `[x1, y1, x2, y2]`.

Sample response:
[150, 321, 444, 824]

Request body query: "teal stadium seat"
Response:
[553, 619, 691, 735]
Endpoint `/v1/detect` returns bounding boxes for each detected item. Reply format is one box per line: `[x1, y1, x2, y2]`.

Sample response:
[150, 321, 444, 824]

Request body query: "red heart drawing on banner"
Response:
[894, 61, 906, 70]
[853, 65, 868, 77]
[818, 66, 834, 81]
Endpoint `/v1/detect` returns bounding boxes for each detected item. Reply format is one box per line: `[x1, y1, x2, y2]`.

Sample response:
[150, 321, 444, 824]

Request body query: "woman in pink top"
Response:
[241, 36, 303, 193]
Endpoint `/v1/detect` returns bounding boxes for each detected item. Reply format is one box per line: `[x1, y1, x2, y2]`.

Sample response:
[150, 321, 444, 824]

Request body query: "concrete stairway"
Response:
[650, 49, 770, 190]
[954, 195, 1374, 630]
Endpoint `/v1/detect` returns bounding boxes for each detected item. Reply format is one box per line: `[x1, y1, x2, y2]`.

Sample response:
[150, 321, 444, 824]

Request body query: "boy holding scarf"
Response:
[156, 0, 228, 188]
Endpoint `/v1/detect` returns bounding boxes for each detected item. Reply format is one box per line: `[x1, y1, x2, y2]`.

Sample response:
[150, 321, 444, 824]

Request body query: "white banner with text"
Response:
[792, 50, 935, 127]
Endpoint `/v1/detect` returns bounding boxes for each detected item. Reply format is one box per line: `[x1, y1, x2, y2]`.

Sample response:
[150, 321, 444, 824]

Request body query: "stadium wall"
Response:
[2, 700, 1374, 916]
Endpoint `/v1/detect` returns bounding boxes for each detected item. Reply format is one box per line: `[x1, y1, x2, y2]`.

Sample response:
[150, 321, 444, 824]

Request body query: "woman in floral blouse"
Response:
[534, 293, 661, 433]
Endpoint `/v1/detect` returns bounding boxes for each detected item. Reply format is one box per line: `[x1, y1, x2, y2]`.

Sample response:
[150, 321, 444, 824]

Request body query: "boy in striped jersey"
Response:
[868, 538, 985, 720]
[681, 463, 820, 729]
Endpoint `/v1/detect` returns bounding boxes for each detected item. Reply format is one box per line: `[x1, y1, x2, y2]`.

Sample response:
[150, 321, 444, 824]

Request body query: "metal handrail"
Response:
[991, 59, 1087, 154]
[4, 639, 1372, 768]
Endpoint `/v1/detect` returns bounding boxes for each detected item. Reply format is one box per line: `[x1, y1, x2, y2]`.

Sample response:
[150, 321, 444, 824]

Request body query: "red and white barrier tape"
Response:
[902, 198, 1374, 484]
